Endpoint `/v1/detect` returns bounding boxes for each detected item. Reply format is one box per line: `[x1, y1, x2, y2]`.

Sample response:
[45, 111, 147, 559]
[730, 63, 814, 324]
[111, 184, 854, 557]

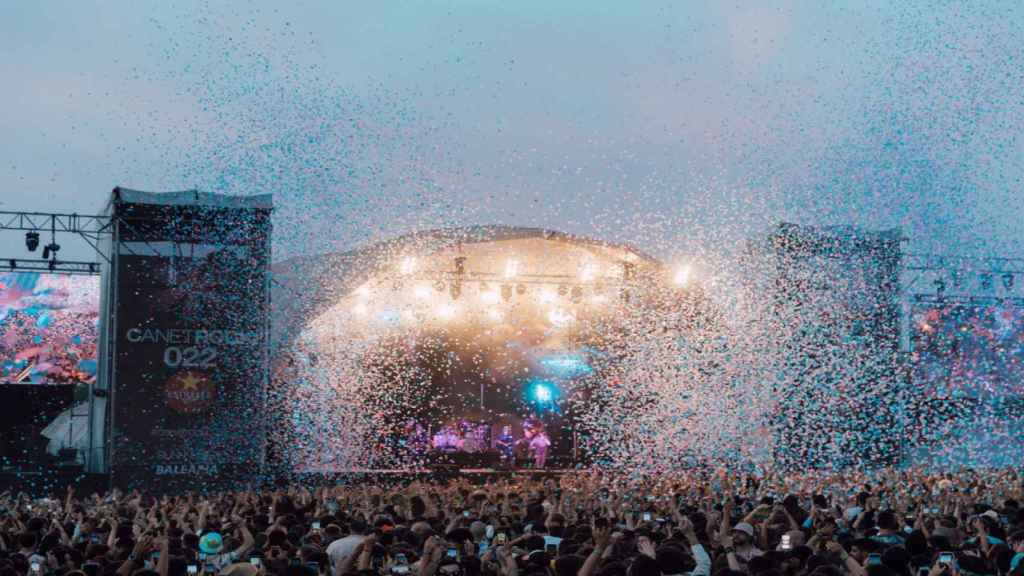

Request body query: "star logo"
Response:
[165, 370, 214, 414]
[180, 373, 201, 391]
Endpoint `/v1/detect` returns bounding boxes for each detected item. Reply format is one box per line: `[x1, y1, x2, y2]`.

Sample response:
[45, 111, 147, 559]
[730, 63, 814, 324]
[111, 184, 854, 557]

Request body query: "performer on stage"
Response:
[529, 429, 551, 469]
[494, 425, 516, 466]
[432, 425, 462, 451]
[404, 419, 427, 453]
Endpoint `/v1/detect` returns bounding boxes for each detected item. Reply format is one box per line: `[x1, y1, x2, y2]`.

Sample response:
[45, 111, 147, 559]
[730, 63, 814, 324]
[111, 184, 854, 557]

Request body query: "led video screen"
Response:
[0, 272, 100, 384]
[912, 303, 1024, 399]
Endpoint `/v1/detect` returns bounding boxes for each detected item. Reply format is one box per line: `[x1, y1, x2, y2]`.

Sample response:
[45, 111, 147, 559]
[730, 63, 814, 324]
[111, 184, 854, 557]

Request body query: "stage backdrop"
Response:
[106, 188, 272, 490]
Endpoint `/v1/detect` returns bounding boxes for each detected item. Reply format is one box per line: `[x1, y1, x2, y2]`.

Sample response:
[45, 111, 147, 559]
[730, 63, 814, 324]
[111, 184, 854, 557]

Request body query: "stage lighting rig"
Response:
[42, 241, 60, 260]
[570, 286, 583, 303]
[980, 272, 994, 291]
[1003, 273, 1015, 290]
[501, 284, 512, 301]
[451, 256, 466, 300]
[25, 231, 39, 252]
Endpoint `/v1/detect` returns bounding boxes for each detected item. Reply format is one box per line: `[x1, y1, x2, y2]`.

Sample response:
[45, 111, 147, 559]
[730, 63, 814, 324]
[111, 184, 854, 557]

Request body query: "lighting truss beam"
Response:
[2, 258, 100, 275]
[0, 210, 115, 264]
[0, 211, 114, 234]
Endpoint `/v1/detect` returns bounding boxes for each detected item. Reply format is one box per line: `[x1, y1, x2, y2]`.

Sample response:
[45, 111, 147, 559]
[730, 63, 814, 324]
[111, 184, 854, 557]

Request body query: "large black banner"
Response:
[108, 188, 272, 490]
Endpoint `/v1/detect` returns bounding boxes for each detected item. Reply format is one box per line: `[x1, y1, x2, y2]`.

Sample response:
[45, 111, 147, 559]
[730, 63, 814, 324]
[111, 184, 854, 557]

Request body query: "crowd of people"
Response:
[1, 468, 1022, 576]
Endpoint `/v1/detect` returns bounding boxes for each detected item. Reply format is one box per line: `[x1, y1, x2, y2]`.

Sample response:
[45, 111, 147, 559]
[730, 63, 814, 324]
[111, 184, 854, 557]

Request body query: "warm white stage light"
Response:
[399, 256, 417, 275]
[352, 303, 368, 316]
[580, 263, 597, 282]
[486, 308, 504, 321]
[354, 284, 371, 297]
[537, 288, 556, 304]
[504, 259, 519, 279]
[413, 284, 432, 299]
[436, 304, 457, 319]
[548, 308, 574, 327]
[479, 288, 500, 304]
[674, 264, 692, 286]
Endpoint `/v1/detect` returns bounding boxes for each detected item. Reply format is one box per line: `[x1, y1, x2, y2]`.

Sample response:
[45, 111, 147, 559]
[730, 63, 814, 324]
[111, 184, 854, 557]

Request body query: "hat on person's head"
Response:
[732, 522, 755, 537]
[981, 510, 999, 522]
[199, 532, 224, 555]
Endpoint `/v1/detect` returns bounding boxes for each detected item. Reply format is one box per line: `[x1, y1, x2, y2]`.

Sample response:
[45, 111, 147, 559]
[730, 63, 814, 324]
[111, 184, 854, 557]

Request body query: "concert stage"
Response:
[271, 226, 710, 475]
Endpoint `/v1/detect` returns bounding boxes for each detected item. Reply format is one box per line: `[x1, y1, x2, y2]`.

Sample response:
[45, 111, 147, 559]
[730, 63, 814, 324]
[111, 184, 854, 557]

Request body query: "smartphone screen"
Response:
[939, 552, 955, 566]
[495, 533, 508, 545]
[781, 534, 792, 550]
[642, 512, 652, 522]
[250, 558, 261, 567]
[867, 554, 882, 566]
[485, 525, 494, 539]
[446, 547, 459, 559]
[187, 566, 198, 575]
[312, 522, 321, 530]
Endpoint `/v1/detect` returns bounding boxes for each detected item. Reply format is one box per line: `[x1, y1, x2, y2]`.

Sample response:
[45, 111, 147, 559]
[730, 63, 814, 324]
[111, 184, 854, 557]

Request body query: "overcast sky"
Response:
[2, 1, 1022, 263]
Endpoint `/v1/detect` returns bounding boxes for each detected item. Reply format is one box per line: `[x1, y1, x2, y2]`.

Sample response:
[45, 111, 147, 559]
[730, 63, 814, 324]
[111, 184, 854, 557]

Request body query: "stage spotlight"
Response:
[501, 284, 512, 301]
[516, 284, 526, 295]
[548, 308, 574, 327]
[537, 288, 556, 304]
[570, 286, 583, 303]
[42, 242, 60, 260]
[980, 272, 994, 291]
[399, 256, 417, 275]
[579, 263, 597, 282]
[25, 232, 39, 252]
[674, 265, 692, 286]
[433, 279, 446, 292]
[486, 308, 504, 321]
[533, 384, 552, 403]
[558, 284, 568, 297]
[504, 259, 519, 279]
[436, 303, 457, 320]
[934, 278, 946, 296]
[479, 287, 500, 304]
[352, 303, 368, 316]
[1003, 273, 1015, 289]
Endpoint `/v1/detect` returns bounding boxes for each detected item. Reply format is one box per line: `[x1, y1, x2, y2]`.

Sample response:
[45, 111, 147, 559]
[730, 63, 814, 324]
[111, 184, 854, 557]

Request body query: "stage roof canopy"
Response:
[271, 226, 684, 345]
